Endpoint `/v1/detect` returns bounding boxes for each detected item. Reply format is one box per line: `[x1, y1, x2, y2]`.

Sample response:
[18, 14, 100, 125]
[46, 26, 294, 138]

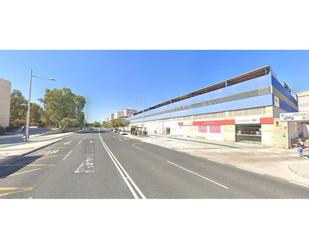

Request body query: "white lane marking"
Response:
[98, 129, 146, 199]
[10, 168, 43, 177]
[132, 143, 144, 151]
[63, 150, 73, 160]
[45, 149, 59, 155]
[78, 137, 85, 144]
[74, 162, 85, 174]
[166, 160, 229, 190]
[64, 141, 72, 145]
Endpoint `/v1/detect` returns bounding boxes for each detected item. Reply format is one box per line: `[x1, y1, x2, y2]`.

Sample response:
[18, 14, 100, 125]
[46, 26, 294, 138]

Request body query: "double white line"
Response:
[98, 129, 146, 199]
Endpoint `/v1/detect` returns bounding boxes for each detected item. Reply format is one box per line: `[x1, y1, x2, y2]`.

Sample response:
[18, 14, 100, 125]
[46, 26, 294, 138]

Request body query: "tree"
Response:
[101, 121, 112, 128]
[59, 118, 79, 128]
[111, 118, 129, 129]
[40, 88, 86, 127]
[10, 90, 27, 127]
[30, 103, 44, 126]
[92, 121, 101, 127]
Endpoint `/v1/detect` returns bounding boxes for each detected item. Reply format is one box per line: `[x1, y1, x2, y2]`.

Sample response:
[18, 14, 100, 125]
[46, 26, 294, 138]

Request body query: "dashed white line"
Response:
[64, 141, 72, 145]
[98, 129, 146, 199]
[166, 160, 229, 190]
[78, 138, 84, 145]
[63, 150, 73, 160]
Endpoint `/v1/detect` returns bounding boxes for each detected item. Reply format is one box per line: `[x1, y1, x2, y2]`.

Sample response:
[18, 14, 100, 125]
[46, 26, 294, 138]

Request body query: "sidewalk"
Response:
[129, 134, 309, 187]
[0, 132, 74, 164]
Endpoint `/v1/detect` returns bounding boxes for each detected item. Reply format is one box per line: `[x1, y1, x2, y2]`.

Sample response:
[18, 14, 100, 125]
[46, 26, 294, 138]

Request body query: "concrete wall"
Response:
[0, 79, 11, 127]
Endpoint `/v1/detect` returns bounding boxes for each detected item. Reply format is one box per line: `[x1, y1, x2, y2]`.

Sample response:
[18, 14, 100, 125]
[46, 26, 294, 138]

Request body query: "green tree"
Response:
[41, 88, 86, 127]
[111, 118, 129, 129]
[59, 117, 79, 128]
[101, 121, 112, 128]
[10, 89, 27, 127]
[92, 121, 101, 127]
[30, 103, 44, 126]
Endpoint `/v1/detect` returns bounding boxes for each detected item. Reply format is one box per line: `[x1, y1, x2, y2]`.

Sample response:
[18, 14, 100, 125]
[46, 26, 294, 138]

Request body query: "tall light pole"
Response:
[25, 70, 56, 141]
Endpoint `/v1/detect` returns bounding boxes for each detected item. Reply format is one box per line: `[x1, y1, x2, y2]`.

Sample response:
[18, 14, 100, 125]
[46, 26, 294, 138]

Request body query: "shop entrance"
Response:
[236, 124, 261, 143]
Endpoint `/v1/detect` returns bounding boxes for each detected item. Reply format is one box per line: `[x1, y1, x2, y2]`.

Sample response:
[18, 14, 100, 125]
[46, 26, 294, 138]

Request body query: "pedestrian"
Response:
[297, 142, 303, 157]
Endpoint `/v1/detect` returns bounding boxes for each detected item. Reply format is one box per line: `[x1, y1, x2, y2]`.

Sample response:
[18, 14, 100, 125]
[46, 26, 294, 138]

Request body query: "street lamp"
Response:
[25, 69, 56, 141]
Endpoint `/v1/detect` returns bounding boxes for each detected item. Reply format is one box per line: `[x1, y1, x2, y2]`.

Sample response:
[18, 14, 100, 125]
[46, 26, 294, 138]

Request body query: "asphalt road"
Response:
[1, 129, 309, 198]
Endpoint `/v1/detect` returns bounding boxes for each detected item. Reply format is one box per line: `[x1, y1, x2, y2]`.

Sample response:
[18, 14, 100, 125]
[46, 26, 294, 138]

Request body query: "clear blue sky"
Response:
[0, 50, 308, 122]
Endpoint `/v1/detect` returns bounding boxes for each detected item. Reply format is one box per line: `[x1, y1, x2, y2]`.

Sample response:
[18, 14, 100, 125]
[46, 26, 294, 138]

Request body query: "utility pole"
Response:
[25, 70, 56, 141]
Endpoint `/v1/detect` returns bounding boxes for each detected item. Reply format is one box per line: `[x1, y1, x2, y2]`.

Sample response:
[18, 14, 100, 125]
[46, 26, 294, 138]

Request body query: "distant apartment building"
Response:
[113, 111, 124, 119]
[106, 108, 136, 121]
[0, 79, 11, 127]
[123, 108, 136, 118]
[109, 113, 114, 121]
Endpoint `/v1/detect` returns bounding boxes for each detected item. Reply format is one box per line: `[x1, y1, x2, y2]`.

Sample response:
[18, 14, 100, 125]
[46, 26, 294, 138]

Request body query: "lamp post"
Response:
[135, 97, 145, 134]
[25, 70, 56, 141]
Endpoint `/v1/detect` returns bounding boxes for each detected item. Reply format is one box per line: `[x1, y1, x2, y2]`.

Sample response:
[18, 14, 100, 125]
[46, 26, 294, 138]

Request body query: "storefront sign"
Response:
[235, 116, 260, 124]
[280, 112, 309, 121]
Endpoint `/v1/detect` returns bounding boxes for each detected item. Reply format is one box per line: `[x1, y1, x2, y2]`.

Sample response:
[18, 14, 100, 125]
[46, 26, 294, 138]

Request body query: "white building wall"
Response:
[298, 91, 309, 112]
[0, 79, 11, 127]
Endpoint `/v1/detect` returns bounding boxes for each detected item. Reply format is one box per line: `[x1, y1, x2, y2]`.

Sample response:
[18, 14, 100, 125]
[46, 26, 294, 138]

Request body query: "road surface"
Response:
[1, 129, 309, 198]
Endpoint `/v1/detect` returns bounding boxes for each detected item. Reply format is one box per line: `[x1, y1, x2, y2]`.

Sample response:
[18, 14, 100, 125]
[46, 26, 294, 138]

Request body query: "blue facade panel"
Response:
[134, 94, 273, 122]
[271, 75, 298, 106]
[278, 98, 298, 112]
[130, 71, 299, 123]
[142, 74, 272, 117]
[132, 74, 273, 121]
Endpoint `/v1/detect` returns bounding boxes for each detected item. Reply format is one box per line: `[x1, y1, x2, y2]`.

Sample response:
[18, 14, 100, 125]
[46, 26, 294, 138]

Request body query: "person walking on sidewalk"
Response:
[297, 141, 303, 157]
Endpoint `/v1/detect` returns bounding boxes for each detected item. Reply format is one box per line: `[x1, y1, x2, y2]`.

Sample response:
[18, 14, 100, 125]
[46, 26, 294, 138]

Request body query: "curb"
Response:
[288, 165, 309, 181]
[0, 133, 74, 166]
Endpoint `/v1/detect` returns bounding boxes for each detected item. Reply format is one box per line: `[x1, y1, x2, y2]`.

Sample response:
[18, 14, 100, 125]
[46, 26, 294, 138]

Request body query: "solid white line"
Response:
[166, 160, 229, 190]
[74, 162, 85, 174]
[63, 150, 73, 160]
[98, 129, 146, 199]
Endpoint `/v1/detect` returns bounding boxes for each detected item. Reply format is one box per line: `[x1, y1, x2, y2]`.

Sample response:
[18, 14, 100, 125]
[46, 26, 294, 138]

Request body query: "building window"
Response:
[198, 126, 207, 133]
[236, 124, 261, 143]
[209, 125, 221, 133]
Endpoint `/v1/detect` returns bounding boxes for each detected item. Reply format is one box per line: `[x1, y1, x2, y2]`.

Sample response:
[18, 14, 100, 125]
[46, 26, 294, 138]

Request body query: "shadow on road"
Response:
[0, 155, 42, 178]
